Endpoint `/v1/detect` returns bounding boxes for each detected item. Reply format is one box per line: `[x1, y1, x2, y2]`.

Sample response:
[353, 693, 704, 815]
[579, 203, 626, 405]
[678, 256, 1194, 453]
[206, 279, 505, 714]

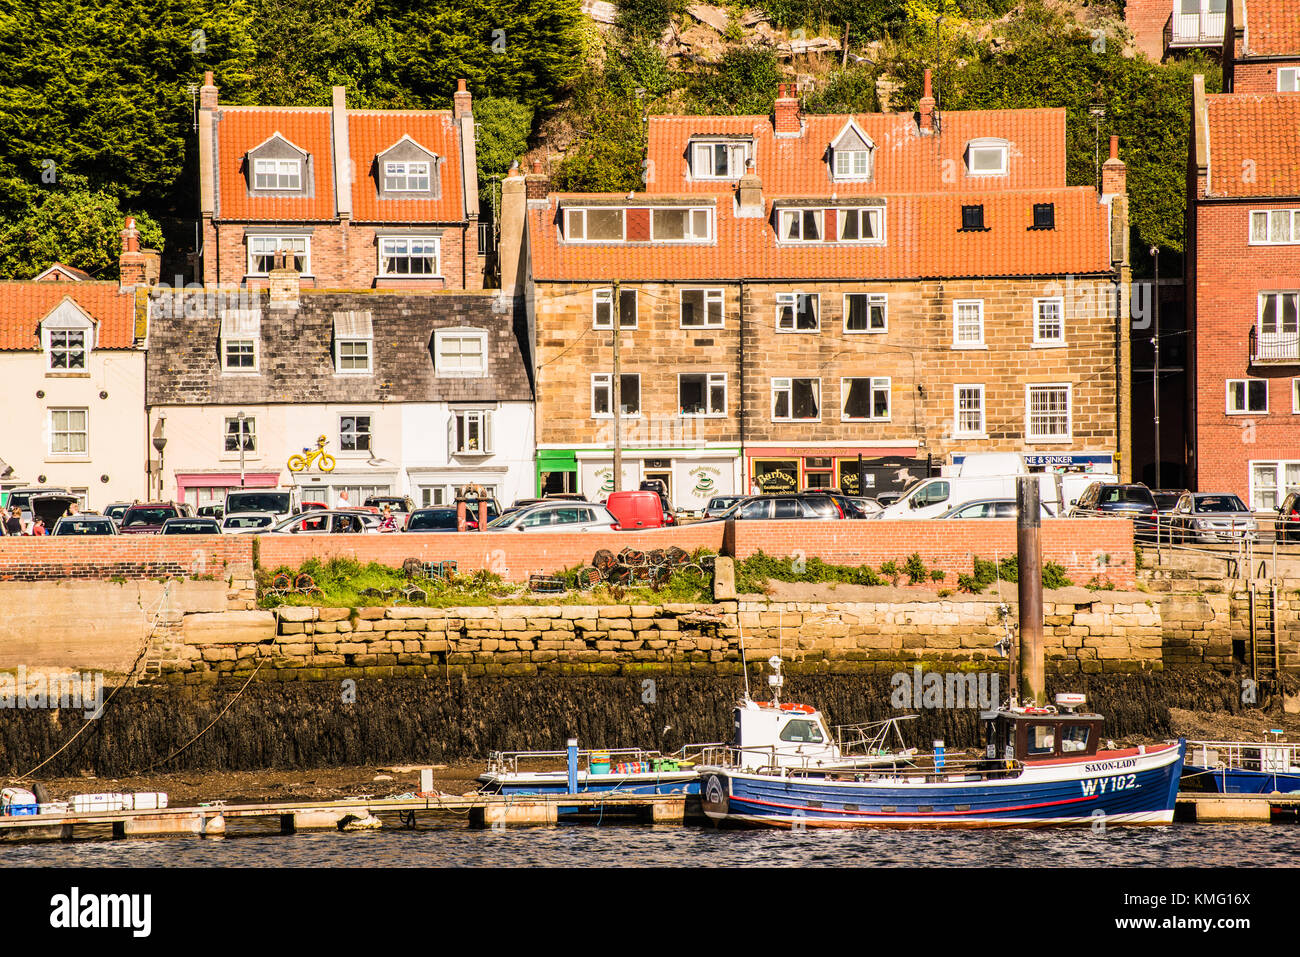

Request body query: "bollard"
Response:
[567, 738, 579, 794]
[1017, 476, 1045, 707]
[456, 499, 467, 532]
[933, 740, 945, 771]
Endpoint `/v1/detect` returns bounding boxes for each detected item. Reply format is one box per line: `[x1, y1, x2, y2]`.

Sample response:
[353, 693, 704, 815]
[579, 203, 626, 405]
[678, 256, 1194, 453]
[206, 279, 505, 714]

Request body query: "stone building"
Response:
[507, 77, 1132, 509]
[1187, 69, 1300, 506]
[196, 73, 484, 290]
[145, 266, 533, 510]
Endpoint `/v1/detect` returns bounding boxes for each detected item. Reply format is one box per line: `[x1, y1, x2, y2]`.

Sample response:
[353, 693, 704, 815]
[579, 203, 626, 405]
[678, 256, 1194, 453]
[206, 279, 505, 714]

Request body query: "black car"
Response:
[159, 517, 223, 534]
[51, 516, 118, 536]
[712, 493, 844, 521]
[1068, 483, 1159, 540]
[801, 488, 878, 519]
[1277, 492, 1300, 544]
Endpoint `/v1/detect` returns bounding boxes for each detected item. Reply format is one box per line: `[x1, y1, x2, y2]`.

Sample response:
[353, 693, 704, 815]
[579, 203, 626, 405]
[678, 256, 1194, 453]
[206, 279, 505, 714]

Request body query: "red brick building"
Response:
[1187, 71, 1300, 506]
[197, 73, 483, 290]
[513, 78, 1133, 508]
[1223, 0, 1300, 92]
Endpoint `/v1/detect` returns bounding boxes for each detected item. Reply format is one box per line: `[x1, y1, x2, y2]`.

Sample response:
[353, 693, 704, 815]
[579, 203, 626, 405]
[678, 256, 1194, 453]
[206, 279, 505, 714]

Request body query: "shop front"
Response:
[289, 468, 398, 508]
[572, 448, 741, 513]
[174, 470, 281, 510]
[745, 446, 928, 497]
[406, 466, 512, 509]
[536, 449, 578, 497]
[950, 451, 1117, 475]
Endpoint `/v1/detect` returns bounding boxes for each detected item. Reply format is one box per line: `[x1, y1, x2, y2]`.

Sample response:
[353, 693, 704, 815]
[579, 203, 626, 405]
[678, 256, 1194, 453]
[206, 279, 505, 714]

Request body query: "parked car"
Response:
[268, 510, 378, 534]
[875, 492, 902, 508]
[1277, 492, 1300, 544]
[197, 504, 225, 519]
[364, 495, 414, 515]
[703, 495, 744, 519]
[1167, 493, 1258, 544]
[709, 494, 844, 521]
[51, 516, 118, 536]
[405, 508, 468, 532]
[637, 480, 676, 525]
[103, 502, 132, 526]
[225, 489, 300, 522]
[605, 490, 670, 529]
[804, 489, 880, 519]
[221, 512, 278, 534]
[160, 517, 223, 535]
[938, 498, 1056, 519]
[1151, 489, 1189, 514]
[1067, 483, 1159, 540]
[6, 487, 72, 525]
[119, 503, 187, 535]
[30, 493, 81, 529]
[484, 501, 618, 532]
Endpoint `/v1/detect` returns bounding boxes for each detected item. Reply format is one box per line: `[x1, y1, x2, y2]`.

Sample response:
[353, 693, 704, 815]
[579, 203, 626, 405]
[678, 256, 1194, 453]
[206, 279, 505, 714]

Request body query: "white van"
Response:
[224, 488, 302, 523]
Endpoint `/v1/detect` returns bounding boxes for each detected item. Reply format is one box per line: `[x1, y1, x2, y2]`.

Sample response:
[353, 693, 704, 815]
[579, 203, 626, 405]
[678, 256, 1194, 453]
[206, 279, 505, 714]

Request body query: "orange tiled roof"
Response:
[213, 107, 336, 221]
[1206, 93, 1300, 196]
[348, 111, 465, 222]
[212, 106, 468, 223]
[1242, 0, 1300, 56]
[645, 109, 1067, 196]
[528, 187, 1111, 282]
[0, 283, 137, 350]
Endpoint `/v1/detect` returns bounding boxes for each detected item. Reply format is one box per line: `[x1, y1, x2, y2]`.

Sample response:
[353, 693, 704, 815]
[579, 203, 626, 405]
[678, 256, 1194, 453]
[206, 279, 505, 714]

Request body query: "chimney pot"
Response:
[774, 83, 801, 137]
[453, 78, 472, 118]
[200, 72, 219, 110]
[269, 249, 301, 309]
[1101, 136, 1127, 197]
[118, 217, 146, 290]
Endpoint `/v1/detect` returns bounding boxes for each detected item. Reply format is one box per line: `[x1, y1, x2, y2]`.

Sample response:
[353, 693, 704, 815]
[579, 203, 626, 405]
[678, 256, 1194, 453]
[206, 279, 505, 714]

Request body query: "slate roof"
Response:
[0, 283, 138, 350]
[1205, 93, 1300, 197]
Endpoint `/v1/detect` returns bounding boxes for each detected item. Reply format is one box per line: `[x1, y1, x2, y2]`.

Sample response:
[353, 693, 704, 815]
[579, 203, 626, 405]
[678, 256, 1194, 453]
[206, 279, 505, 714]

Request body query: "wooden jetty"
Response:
[0, 791, 695, 842]
[1176, 791, 1300, 823]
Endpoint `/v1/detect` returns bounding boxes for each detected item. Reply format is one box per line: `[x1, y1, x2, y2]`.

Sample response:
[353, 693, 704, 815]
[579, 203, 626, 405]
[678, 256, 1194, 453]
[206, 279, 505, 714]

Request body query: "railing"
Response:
[1249, 326, 1300, 365]
[1166, 8, 1226, 49]
[484, 743, 719, 776]
[477, 222, 496, 255]
[833, 715, 918, 758]
[1186, 740, 1300, 773]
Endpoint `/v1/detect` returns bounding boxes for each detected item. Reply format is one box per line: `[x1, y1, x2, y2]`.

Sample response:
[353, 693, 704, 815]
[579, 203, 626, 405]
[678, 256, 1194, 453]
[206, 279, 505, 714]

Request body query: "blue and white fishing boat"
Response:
[1183, 735, 1300, 794]
[477, 744, 705, 797]
[698, 666, 1186, 828]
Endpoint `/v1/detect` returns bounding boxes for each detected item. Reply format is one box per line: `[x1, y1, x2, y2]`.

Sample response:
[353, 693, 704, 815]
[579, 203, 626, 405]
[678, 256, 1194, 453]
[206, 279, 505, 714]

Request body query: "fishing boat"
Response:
[698, 666, 1186, 828]
[1182, 734, 1300, 794]
[477, 744, 705, 797]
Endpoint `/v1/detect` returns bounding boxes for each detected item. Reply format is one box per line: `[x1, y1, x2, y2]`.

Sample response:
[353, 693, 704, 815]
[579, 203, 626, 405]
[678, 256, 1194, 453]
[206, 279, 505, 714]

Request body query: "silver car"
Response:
[938, 499, 1056, 519]
[268, 509, 379, 534]
[485, 501, 618, 532]
[221, 512, 279, 534]
[1168, 493, 1258, 544]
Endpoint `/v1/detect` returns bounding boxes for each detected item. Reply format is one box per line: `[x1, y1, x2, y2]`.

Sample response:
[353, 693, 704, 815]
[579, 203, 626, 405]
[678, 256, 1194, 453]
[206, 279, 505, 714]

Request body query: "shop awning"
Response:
[536, 450, 578, 471]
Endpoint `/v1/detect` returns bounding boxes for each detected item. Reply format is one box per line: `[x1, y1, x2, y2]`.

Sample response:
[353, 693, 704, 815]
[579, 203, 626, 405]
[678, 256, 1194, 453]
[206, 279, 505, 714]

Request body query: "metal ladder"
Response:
[1248, 578, 1280, 683]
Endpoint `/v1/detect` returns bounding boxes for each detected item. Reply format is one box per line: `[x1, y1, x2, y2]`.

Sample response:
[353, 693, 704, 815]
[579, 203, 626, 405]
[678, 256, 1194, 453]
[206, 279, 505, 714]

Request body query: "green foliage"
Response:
[930, 569, 946, 582]
[903, 552, 928, 585]
[0, 178, 164, 279]
[804, 68, 880, 115]
[614, 0, 683, 39]
[686, 46, 783, 116]
[964, 554, 1072, 593]
[734, 550, 884, 593]
[474, 96, 534, 204]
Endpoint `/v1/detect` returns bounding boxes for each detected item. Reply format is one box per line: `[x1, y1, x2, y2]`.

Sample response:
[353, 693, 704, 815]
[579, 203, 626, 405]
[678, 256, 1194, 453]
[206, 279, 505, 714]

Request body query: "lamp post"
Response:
[1149, 245, 1161, 491]
[151, 415, 167, 501]
[237, 411, 247, 489]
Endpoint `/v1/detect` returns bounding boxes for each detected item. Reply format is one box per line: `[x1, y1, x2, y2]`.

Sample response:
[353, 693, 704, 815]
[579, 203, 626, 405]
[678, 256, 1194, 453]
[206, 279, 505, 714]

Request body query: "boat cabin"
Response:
[983, 704, 1105, 764]
[732, 699, 841, 770]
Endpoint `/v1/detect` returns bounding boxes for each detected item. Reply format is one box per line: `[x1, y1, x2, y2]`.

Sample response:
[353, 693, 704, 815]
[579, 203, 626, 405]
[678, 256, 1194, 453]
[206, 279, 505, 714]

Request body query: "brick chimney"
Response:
[525, 159, 550, 203]
[454, 78, 472, 118]
[736, 159, 764, 218]
[268, 249, 300, 309]
[498, 161, 526, 296]
[1101, 135, 1127, 196]
[119, 217, 147, 290]
[774, 83, 801, 137]
[918, 69, 936, 135]
[200, 71, 219, 110]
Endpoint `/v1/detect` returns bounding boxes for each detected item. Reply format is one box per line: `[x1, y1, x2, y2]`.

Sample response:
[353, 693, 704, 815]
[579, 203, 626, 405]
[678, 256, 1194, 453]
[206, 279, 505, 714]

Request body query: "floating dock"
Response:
[1176, 792, 1300, 823]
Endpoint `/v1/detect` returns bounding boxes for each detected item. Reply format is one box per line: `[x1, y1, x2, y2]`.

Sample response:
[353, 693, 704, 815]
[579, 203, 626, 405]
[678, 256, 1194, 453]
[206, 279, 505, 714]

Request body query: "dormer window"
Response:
[651, 207, 712, 242]
[383, 161, 431, 192]
[41, 299, 95, 373]
[690, 139, 751, 180]
[253, 158, 302, 190]
[564, 207, 625, 242]
[829, 120, 875, 181]
[778, 208, 823, 242]
[966, 138, 1009, 176]
[333, 311, 373, 375]
[838, 207, 884, 243]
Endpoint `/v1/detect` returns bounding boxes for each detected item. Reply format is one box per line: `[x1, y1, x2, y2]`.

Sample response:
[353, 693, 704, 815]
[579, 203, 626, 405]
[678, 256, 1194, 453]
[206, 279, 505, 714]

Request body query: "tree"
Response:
[474, 97, 534, 207]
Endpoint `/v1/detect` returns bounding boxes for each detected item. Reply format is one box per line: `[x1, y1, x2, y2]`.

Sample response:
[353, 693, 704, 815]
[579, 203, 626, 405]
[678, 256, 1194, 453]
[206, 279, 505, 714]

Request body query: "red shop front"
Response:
[744, 446, 929, 496]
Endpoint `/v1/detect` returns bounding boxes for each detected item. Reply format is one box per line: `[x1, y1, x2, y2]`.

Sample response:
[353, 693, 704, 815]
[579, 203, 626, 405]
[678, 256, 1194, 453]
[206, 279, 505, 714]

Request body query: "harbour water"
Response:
[6, 822, 1298, 868]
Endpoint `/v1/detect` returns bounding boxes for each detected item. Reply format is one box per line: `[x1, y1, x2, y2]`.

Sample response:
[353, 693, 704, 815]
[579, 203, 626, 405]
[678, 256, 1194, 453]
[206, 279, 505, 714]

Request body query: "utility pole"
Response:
[1150, 246, 1161, 490]
[1017, 476, 1045, 707]
[612, 279, 622, 494]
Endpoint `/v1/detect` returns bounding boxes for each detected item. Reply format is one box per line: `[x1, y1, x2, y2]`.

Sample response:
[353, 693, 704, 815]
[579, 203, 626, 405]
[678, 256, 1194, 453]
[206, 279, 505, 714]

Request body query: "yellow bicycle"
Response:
[287, 435, 337, 473]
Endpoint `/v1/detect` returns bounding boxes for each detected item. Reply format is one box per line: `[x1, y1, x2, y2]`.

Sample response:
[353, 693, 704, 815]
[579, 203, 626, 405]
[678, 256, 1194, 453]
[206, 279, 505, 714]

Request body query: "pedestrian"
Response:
[337, 489, 351, 509]
[31, 518, 46, 536]
[5, 506, 23, 536]
[66, 502, 80, 517]
[379, 505, 397, 532]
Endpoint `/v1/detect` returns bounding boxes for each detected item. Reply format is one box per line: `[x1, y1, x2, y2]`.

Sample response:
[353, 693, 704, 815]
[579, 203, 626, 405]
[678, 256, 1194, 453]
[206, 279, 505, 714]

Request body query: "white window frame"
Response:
[591, 373, 641, 418]
[338, 413, 373, 453]
[837, 206, 885, 244]
[48, 408, 89, 457]
[690, 140, 750, 180]
[677, 372, 727, 418]
[221, 338, 259, 373]
[451, 410, 494, 455]
[833, 149, 871, 180]
[841, 377, 891, 422]
[563, 207, 626, 243]
[1025, 383, 1072, 443]
[1033, 297, 1065, 346]
[593, 288, 638, 329]
[771, 377, 821, 422]
[843, 293, 887, 333]
[335, 338, 372, 374]
[680, 288, 725, 328]
[247, 235, 310, 276]
[775, 292, 820, 332]
[966, 143, 1008, 177]
[1280, 67, 1299, 93]
[1250, 460, 1300, 511]
[44, 328, 88, 372]
[649, 207, 712, 243]
[223, 416, 257, 455]
[434, 329, 488, 378]
[777, 208, 824, 243]
[953, 384, 986, 438]
[1249, 210, 1300, 245]
[953, 300, 985, 348]
[1294, 378, 1300, 415]
[383, 160, 431, 192]
[1226, 379, 1268, 415]
[378, 236, 440, 277]
[252, 158, 302, 190]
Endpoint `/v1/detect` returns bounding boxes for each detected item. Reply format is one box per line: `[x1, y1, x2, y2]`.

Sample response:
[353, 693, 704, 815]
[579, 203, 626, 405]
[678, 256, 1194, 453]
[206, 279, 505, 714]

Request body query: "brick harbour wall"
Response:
[0, 537, 251, 582]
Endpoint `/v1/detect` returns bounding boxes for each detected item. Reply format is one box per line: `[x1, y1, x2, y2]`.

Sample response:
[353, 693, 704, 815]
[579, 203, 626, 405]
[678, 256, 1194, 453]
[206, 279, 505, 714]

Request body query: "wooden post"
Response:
[1017, 476, 1045, 706]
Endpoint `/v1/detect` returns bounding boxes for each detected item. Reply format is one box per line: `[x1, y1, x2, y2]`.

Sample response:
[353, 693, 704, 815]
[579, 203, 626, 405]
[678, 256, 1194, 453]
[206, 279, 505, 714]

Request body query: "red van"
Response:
[604, 490, 668, 529]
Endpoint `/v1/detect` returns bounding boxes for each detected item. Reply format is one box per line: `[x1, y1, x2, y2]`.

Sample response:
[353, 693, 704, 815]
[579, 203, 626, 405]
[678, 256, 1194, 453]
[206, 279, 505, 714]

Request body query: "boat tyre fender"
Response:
[778, 702, 816, 715]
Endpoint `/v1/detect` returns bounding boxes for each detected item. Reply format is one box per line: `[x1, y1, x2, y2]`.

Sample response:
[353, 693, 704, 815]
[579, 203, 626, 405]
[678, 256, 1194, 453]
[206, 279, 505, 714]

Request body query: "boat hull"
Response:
[700, 741, 1185, 829]
[478, 770, 700, 798]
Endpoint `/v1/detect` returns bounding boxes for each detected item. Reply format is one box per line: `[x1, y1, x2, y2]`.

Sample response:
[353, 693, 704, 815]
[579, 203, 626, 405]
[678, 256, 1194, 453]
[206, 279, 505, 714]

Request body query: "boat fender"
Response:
[778, 703, 816, 715]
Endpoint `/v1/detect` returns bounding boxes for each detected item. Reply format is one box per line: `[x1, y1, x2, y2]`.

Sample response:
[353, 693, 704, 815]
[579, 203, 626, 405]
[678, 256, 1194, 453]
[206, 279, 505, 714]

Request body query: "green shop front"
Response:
[537, 447, 741, 513]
